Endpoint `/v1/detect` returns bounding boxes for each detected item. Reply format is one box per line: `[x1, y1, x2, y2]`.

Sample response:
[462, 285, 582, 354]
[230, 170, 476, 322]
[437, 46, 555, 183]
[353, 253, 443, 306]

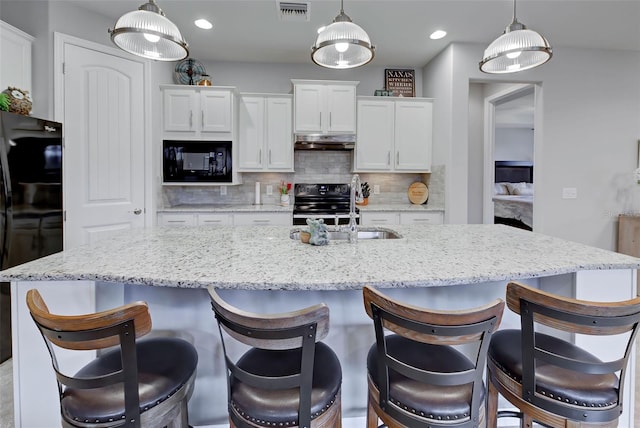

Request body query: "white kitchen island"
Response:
[4, 224, 640, 427]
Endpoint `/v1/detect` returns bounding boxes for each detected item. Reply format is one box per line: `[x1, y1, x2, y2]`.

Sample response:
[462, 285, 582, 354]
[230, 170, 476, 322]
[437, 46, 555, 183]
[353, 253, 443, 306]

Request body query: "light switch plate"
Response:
[220, 186, 227, 196]
[373, 184, 380, 195]
[266, 185, 273, 196]
[562, 187, 577, 199]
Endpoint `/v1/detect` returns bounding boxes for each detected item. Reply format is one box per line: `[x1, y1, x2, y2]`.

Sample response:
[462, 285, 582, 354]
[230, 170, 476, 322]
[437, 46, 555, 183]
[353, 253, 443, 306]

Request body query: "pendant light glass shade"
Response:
[109, 0, 189, 61]
[311, 1, 374, 69]
[479, 0, 551, 73]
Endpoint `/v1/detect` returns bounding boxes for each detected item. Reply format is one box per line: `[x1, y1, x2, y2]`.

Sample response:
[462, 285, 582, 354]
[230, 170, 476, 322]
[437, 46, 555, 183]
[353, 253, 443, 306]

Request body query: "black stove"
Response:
[292, 183, 359, 226]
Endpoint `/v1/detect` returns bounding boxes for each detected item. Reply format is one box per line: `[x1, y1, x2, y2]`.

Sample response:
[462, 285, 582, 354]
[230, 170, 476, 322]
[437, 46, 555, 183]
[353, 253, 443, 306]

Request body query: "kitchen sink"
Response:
[290, 227, 402, 241]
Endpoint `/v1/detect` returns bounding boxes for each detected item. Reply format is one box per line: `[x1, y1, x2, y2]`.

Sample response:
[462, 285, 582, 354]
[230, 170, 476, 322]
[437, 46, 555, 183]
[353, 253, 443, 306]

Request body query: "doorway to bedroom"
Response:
[482, 84, 537, 231]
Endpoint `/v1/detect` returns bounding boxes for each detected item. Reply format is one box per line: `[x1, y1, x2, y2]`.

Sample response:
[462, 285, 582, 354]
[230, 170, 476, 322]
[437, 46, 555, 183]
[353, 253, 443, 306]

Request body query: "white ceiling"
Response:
[72, 0, 640, 68]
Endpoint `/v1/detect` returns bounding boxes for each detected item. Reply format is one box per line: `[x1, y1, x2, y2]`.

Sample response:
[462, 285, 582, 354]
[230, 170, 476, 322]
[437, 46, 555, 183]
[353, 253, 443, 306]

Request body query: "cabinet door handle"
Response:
[269, 150, 272, 164]
[201, 110, 205, 127]
[387, 151, 391, 166]
[133, 208, 142, 215]
[259, 149, 262, 164]
[329, 112, 332, 128]
[253, 219, 270, 223]
[202, 220, 222, 223]
[190, 110, 193, 128]
[397, 151, 400, 166]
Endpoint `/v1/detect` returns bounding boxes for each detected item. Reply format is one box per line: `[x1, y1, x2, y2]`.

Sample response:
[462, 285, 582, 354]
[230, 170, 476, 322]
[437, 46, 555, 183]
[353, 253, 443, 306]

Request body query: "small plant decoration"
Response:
[357, 182, 370, 205]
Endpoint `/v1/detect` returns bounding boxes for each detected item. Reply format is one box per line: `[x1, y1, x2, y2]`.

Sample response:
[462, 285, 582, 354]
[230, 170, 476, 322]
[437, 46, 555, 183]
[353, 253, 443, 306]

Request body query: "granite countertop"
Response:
[1, 225, 639, 291]
[157, 203, 443, 213]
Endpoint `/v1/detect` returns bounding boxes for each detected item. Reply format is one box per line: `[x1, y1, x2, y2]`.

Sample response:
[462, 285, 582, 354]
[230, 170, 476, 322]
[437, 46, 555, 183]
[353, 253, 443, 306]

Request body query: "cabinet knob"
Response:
[133, 208, 142, 215]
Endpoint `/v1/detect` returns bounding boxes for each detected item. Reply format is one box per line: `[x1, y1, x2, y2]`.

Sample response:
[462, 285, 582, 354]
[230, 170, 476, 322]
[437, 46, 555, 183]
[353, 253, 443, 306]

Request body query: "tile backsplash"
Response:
[162, 151, 444, 208]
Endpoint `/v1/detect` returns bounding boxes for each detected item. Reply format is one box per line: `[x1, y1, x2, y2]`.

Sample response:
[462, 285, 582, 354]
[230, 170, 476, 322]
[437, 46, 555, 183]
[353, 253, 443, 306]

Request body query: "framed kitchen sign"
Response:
[385, 69, 415, 97]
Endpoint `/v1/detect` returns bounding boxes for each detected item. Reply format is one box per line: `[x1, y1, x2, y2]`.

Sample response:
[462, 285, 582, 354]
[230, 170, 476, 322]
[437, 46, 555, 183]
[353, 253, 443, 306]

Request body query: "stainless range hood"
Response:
[294, 134, 355, 150]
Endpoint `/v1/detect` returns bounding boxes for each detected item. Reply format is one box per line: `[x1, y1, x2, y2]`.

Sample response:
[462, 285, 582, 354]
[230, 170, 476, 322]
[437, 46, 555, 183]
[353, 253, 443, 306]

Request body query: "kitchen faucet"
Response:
[348, 174, 363, 243]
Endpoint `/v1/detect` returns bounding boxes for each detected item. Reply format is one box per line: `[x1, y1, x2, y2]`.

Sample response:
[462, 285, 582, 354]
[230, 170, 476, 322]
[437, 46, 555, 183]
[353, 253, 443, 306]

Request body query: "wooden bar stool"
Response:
[487, 281, 640, 428]
[208, 286, 342, 428]
[26, 289, 198, 428]
[362, 285, 505, 428]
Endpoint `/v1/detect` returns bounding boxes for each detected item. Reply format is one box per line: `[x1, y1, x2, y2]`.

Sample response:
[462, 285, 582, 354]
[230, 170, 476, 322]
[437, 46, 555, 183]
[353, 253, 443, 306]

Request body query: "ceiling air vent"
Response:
[277, 1, 310, 22]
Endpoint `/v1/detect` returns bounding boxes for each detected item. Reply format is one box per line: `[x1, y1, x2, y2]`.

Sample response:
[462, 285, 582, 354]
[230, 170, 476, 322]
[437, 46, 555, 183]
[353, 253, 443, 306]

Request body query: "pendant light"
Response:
[311, 0, 375, 69]
[479, 0, 552, 74]
[108, 0, 189, 61]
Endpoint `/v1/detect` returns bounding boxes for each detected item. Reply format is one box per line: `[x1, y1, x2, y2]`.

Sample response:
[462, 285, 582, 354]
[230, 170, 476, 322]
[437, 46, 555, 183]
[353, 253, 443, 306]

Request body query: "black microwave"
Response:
[163, 140, 232, 183]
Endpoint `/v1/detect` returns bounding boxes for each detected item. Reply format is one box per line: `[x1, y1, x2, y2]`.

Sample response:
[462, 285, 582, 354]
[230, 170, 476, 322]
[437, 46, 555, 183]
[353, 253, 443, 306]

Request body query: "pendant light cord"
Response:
[511, 0, 519, 25]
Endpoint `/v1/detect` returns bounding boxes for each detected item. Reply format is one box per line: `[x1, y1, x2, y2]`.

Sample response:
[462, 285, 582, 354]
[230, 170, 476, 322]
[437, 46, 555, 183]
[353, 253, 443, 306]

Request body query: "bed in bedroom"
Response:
[493, 161, 533, 231]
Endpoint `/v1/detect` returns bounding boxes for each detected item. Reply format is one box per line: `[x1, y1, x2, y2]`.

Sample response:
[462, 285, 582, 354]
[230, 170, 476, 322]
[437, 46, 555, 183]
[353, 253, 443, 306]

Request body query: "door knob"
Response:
[133, 208, 142, 215]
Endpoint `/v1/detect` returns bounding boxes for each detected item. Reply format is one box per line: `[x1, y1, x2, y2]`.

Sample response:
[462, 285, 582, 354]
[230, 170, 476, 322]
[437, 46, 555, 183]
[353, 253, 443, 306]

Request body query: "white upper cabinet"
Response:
[200, 90, 232, 132]
[0, 21, 34, 94]
[161, 85, 234, 139]
[355, 97, 433, 172]
[292, 80, 358, 134]
[238, 94, 293, 171]
[355, 99, 395, 170]
[394, 100, 433, 171]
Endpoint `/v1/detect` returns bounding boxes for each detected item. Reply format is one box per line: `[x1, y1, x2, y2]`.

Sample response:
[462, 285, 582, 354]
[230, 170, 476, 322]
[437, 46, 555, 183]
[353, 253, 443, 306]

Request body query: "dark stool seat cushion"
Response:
[367, 334, 483, 422]
[231, 342, 341, 427]
[489, 329, 619, 407]
[61, 337, 198, 424]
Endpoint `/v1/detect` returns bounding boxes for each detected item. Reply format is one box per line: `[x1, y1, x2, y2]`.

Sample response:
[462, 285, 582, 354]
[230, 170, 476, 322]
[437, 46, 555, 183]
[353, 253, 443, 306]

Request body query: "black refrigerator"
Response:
[0, 111, 63, 363]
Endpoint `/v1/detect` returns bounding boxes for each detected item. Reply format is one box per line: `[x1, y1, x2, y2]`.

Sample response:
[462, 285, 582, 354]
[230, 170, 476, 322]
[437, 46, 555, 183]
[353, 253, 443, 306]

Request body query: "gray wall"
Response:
[495, 128, 534, 161]
[425, 43, 640, 250]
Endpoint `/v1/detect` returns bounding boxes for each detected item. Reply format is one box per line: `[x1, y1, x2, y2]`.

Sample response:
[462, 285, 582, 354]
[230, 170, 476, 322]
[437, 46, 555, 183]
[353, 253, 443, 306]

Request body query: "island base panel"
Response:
[10, 271, 635, 427]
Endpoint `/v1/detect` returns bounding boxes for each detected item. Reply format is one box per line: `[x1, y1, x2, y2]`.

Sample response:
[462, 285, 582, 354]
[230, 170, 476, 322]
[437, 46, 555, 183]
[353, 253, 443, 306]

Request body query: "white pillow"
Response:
[509, 182, 534, 196]
[505, 182, 526, 195]
[494, 182, 509, 195]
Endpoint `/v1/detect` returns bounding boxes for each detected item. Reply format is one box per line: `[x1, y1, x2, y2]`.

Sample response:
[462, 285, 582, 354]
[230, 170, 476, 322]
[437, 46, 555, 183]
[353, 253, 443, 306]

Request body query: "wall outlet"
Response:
[220, 186, 227, 196]
[373, 184, 380, 195]
[562, 187, 577, 199]
[266, 184, 273, 196]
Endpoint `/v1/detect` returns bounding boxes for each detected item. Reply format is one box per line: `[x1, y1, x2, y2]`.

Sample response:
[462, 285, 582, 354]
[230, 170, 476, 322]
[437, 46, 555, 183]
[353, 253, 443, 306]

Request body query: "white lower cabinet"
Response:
[399, 211, 444, 225]
[233, 212, 291, 226]
[158, 213, 196, 226]
[360, 212, 399, 226]
[197, 213, 232, 226]
[360, 211, 444, 226]
[159, 212, 290, 226]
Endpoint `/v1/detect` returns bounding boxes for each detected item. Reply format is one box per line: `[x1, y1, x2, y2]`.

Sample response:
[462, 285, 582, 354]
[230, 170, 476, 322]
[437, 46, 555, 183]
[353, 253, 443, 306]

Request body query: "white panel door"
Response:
[326, 84, 356, 133]
[294, 84, 323, 132]
[64, 44, 145, 248]
[394, 101, 432, 171]
[163, 89, 196, 132]
[0, 21, 33, 93]
[238, 95, 264, 169]
[355, 99, 394, 170]
[266, 96, 292, 170]
[201, 90, 232, 133]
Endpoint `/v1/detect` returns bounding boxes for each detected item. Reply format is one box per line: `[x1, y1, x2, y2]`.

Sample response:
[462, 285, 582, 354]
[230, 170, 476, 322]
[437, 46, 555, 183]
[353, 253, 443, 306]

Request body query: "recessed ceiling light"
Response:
[194, 19, 213, 30]
[430, 30, 447, 40]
